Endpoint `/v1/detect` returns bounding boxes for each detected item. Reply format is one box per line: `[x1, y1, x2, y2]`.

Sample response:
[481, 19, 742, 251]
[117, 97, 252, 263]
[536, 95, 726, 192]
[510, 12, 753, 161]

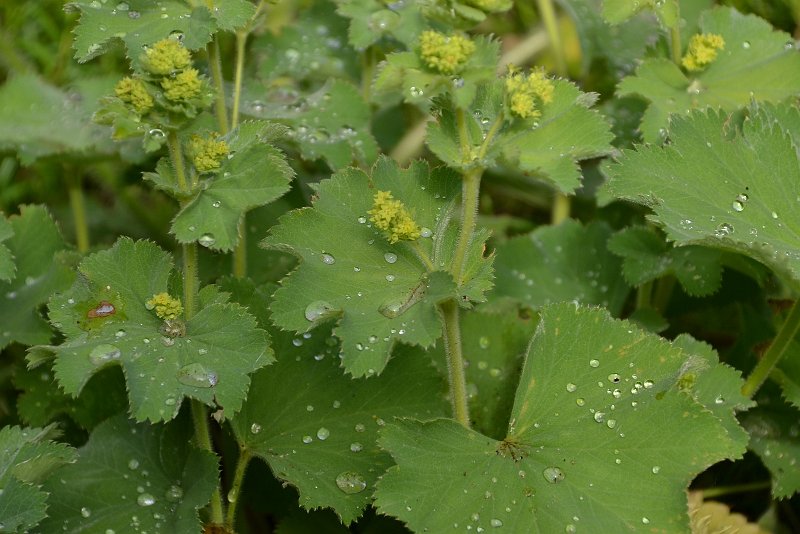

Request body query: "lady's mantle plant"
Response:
[0, 0, 799, 533]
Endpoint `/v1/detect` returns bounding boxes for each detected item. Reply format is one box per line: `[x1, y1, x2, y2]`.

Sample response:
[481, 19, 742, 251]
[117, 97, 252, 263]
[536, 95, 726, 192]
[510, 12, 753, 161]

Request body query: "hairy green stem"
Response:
[231, 31, 247, 131]
[166, 132, 189, 191]
[361, 46, 376, 102]
[233, 217, 247, 279]
[67, 177, 90, 253]
[207, 39, 230, 134]
[636, 280, 653, 310]
[742, 298, 800, 397]
[551, 193, 570, 225]
[191, 400, 225, 523]
[455, 109, 472, 161]
[699, 481, 771, 499]
[224, 448, 252, 530]
[451, 167, 482, 285]
[652, 275, 676, 314]
[535, 0, 567, 76]
[439, 300, 470, 427]
[670, 23, 683, 65]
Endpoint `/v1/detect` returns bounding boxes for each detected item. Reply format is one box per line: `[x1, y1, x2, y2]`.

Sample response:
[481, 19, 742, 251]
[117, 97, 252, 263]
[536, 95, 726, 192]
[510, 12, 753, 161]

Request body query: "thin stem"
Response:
[67, 177, 90, 253]
[551, 193, 570, 225]
[182, 243, 199, 318]
[497, 27, 548, 73]
[389, 117, 431, 164]
[451, 168, 482, 284]
[670, 23, 683, 65]
[231, 30, 248, 130]
[699, 481, 771, 499]
[166, 132, 189, 191]
[361, 46, 376, 102]
[438, 300, 470, 427]
[233, 216, 247, 278]
[408, 239, 434, 271]
[224, 448, 252, 530]
[455, 108, 472, 160]
[652, 275, 676, 314]
[207, 39, 229, 134]
[636, 280, 653, 310]
[535, 0, 567, 76]
[191, 400, 225, 523]
[742, 298, 800, 397]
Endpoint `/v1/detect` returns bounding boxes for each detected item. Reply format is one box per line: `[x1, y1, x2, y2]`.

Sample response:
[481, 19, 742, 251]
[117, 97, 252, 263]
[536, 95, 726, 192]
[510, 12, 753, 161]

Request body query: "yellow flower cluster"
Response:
[418, 30, 475, 75]
[368, 191, 421, 244]
[141, 39, 191, 75]
[505, 67, 555, 120]
[114, 77, 153, 113]
[189, 134, 230, 173]
[145, 292, 183, 320]
[161, 68, 203, 102]
[682, 33, 725, 72]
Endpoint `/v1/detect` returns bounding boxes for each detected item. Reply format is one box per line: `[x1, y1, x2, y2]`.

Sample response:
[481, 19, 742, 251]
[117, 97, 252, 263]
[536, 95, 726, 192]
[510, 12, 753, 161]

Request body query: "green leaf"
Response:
[334, 0, 425, 50]
[68, 0, 215, 62]
[608, 226, 723, 297]
[0, 214, 13, 283]
[775, 340, 800, 410]
[264, 157, 492, 377]
[40, 414, 218, 533]
[230, 323, 448, 524]
[741, 399, 800, 499]
[210, 0, 256, 32]
[0, 75, 121, 164]
[43, 238, 272, 422]
[375, 304, 746, 533]
[603, 0, 679, 26]
[169, 121, 294, 252]
[0, 205, 76, 350]
[493, 221, 630, 315]
[604, 105, 800, 287]
[618, 7, 800, 142]
[0, 426, 77, 532]
[245, 80, 378, 170]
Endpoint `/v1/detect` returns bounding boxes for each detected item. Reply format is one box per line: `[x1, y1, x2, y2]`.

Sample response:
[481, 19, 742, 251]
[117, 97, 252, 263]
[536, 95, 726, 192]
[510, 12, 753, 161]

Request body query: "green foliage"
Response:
[0, 214, 13, 282]
[375, 304, 747, 533]
[43, 238, 272, 422]
[618, 6, 800, 142]
[39, 414, 219, 532]
[603, 0, 679, 27]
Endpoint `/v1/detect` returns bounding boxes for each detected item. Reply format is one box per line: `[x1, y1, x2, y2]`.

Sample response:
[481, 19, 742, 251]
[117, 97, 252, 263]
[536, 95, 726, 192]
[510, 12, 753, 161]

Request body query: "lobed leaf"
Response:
[169, 121, 294, 252]
[43, 238, 272, 422]
[375, 304, 747, 533]
[264, 157, 493, 377]
[602, 0, 679, 27]
[230, 323, 447, 524]
[493, 221, 629, 315]
[618, 6, 800, 142]
[604, 105, 800, 288]
[39, 414, 218, 533]
[334, 0, 425, 50]
[0, 205, 76, 351]
[0, 213, 13, 283]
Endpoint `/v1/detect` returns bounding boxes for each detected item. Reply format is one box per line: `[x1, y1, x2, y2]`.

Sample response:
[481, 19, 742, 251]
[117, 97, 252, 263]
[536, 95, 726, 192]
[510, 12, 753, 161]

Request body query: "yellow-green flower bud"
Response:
[189, 134, 230, 173]
[161, 68, 203, 102]
[418, 30, 475, 75]
[368, 190, 421, 244]
[505, 67, 554, 120]
[682, 33, 725, 72]
[141, 38, 191, 75]
[145, 292, 183, 320]
[114, 76, 153, 113]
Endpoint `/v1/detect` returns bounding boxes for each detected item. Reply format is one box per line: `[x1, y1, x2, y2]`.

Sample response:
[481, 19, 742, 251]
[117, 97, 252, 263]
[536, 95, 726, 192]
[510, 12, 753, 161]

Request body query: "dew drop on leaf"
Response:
[420, 227, 432, 238]
[198, 234, 216, 248]
[335, 471, 367, 494]
[589, 359, 600, 368]
[350, 442, 363, 452]
[316, 427, 330, 440]
[136, 493, 155, 507]
[88, 344, 121, 365]
[302, 435, 312, 444]
[321, 253, 336, 265]
[176, 363, 218, 388]
[378, 298, 404, 319]
[164, 485, 183, 502]
[80, 507, 91, 518]
[542, 466, 565, 484]
[305, 300, 335, 321]
[566, 383, 577, 392]
[250, 423, 262, 435]
[384, 252, 398, 264]
[490, 518, 503, 528]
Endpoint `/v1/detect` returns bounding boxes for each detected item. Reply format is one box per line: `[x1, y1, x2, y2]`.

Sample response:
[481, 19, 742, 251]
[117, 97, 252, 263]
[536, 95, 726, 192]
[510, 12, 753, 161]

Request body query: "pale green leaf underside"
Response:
[264, 157, 489, 377]
[230, 325, 447, 524]
[493, 221, 629, 315]
[376, 304, 746, 533]
[604, 105, 800, 288]
[0, 205, 75, 350]
[46, 238, 271, 422]
[68, 0, 215, 62]
[618, 6, 800, 142]
[741, 402, 800, 499]
[40, 414, 218, 533]
[171, 121, 294, 251]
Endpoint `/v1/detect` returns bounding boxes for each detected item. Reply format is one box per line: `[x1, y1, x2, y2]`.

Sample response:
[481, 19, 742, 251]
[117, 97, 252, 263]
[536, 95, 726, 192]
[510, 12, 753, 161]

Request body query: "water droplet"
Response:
[80, 507, 91, 518]
[742, 41, 751, 49]
[89, 344, 121, 365]
[198, 234, 216, 248]
[409, 86, 424, 98]
[606, 419, 617, 429]
[643, 380, 654, 389]
[420, 227, 432, 238]
[594, 412, 606, 423]
[379, 298, 404, 318]
[384, 252, 398, 264]
[576, 397, 585, 406]
[335, 471, 367, 494]
[607, 373, 621, 383]
[317, 427, 330, 440]
[386, 274, 396, 282]
[165, 485, 183, 502]
[304, 300, 336, 321]
[137, 493, 156, 507]
[642, 517, 650, 524]
[715, 395, 725, 404]
[211, 200, 221, 208]
[542, 466, 565, 484]
[128, 459, 140, 470]
[714, 222, 734, 237]
[321, 253, 336, 265]
[115, 329, 126, 338]
[176, 363, 218, 388]
[227, 488, 238, 503]
[116, 2, 130, 10]
[354, 423, 365, 432]
[302, 435, 312, 444]
[490, 519, 503, 528]
[148, 128, 165, 139]
[566, 383, 577, 392]
[589, 359, 600, 368]
[566, 525, 577, 533]
[250, 423, 262, 435]
[350, 442, 363, 452]
[652, 466, 660, 474]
